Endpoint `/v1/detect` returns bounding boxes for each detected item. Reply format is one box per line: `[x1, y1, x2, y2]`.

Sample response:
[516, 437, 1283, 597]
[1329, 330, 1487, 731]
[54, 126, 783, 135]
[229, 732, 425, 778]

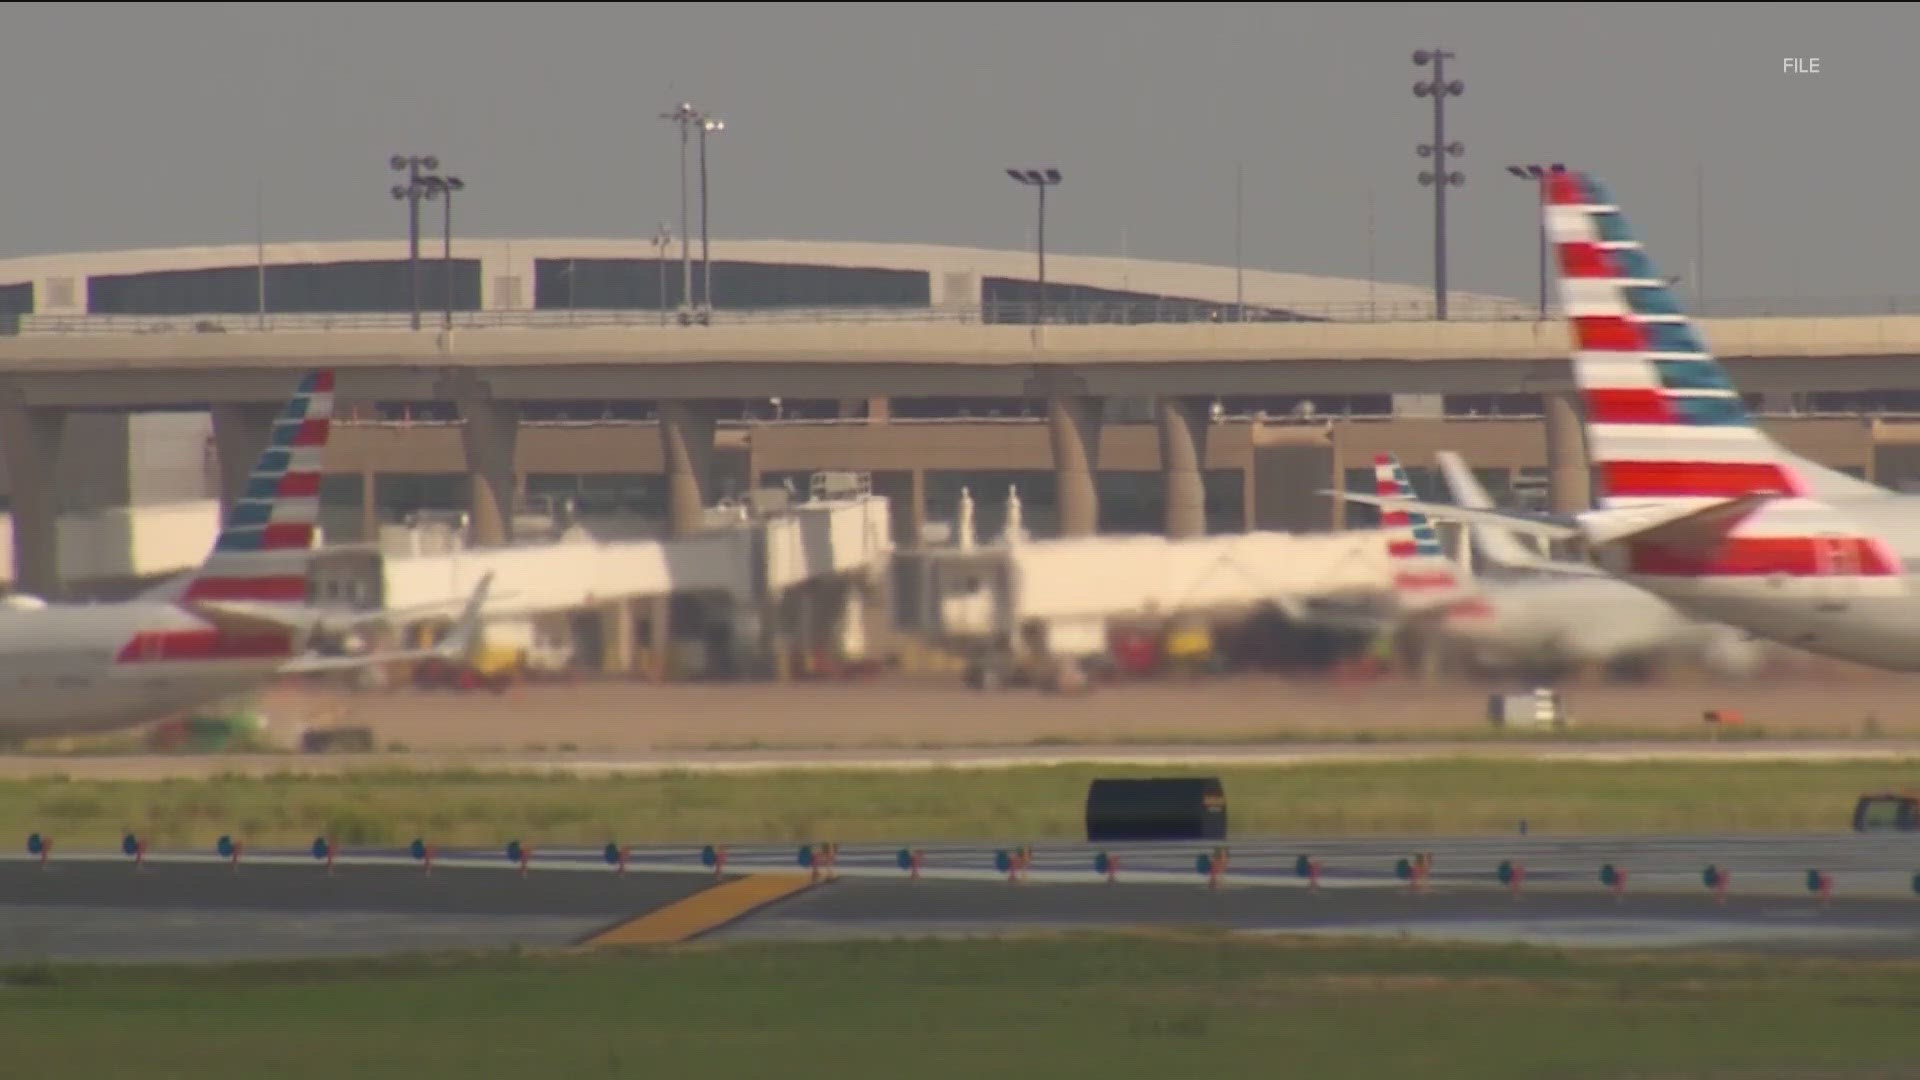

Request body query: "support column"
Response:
[659, 400, 720, 538]
[0, 393, 67, 599]
[643, 594, 674, 682]
[1544, 391, 1591, 514]
[359, 466, 377, 542]
[908, 467, 927, 548]
[209, 403, 279, 527]
[1046, 394, 1103, 538]
[600, 597, 635, 676]
[439, 372, 519, 547]
[1155, 396, 1211, 539]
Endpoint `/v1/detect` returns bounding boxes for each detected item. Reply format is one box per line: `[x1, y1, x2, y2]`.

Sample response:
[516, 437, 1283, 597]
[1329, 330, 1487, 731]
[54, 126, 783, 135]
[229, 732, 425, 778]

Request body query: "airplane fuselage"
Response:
[1436, 570, 1755, 673]
[0, 603, 292, 737]
[1598, 494, 1920, 673]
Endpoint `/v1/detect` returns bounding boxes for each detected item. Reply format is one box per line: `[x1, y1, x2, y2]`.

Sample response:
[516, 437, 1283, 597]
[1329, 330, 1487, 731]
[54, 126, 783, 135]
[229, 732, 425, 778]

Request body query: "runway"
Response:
[4, 832, 1920, 964]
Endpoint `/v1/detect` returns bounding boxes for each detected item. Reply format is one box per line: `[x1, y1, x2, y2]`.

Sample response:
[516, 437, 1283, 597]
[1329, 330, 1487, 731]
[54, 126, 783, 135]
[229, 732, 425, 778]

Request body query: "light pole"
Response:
[1505, 163, 1565, 319]
[698, 115, 725, 324]
[651, 222, 673, 326]
[1005, 167, 1062, 325]
[389, 153, 439, 330]
[1413, 50, 1464, 320]
[424, 174, 465, 330]
[659, 102, 701, 323]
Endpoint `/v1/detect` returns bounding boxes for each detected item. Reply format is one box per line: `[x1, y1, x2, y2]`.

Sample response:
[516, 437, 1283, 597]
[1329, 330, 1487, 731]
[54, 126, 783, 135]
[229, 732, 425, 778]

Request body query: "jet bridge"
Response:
[894, 487, 1390, 686]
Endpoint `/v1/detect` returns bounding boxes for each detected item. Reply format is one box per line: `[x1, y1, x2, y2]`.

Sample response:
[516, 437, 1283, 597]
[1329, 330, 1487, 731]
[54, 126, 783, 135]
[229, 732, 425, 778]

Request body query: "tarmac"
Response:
[4, 833, 1920, 964]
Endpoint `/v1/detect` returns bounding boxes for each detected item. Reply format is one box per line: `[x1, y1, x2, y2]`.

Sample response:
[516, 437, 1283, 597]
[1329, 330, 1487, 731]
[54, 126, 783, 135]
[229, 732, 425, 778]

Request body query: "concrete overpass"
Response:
[4, 314, 1920, 598]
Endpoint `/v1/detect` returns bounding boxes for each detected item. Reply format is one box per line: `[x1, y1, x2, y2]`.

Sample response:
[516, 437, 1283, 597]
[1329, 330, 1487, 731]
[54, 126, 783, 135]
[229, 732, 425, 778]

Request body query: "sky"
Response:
[0, 3, 1905, 304]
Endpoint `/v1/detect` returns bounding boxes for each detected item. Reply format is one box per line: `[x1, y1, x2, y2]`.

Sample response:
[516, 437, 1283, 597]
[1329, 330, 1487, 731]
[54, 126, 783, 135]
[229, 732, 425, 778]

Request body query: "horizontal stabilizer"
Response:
[1325, 490, 1583, 542]
[1583, 494, 1772, 555]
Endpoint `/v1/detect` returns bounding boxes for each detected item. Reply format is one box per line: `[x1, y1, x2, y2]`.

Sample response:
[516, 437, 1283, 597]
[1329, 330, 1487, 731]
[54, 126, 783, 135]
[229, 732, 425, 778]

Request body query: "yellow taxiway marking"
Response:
[585, 874, 816, 947]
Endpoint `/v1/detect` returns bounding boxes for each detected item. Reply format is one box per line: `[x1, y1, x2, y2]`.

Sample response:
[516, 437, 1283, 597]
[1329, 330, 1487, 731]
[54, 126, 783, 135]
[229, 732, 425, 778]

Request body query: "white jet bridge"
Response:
[895, 485, 1392, 686]
[307, 473, 893, 678]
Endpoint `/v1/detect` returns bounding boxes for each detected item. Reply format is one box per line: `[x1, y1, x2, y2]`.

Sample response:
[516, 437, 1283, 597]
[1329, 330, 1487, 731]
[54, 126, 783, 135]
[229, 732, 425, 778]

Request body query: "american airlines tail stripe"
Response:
[1587, 428, 1773, 457]
[1571, 316, 1652, 352]
[271, 417, 331, 449]
[1601, 460, 1803, 499]
[1555, 241, 1623, 278]
[1583, 387, 1675, 425]
[1625, 535, 1900, 578]
[1394, 570, 1460, 591]
[181, 574, 308, 602]
[1545, 171, 1613, 207]
[116, 629, 296, 664]
[275, 472, 322, 499]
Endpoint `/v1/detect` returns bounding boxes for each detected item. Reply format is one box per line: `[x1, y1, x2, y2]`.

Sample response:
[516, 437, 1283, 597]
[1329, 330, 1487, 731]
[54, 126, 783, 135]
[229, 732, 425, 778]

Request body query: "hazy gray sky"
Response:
[0, 4, 1904, 302]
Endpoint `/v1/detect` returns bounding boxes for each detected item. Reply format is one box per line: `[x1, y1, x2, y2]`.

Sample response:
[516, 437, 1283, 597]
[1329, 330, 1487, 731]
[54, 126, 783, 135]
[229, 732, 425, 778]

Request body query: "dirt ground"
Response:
[247, 669, 1920, 754]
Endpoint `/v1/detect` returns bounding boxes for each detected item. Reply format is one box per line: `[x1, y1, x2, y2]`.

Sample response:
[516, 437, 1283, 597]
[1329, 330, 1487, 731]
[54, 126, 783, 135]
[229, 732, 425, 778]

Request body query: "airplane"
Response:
[1332, 168, 1920, 674]
[1324, 451, 1748, 680]
[0, 369, 493, 738]
[1422, 450, 1760, 678]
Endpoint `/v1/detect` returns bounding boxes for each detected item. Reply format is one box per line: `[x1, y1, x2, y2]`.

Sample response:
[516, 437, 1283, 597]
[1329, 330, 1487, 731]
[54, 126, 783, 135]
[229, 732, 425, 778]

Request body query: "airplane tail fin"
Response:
[1372, 453, 1476, 611]
[1549, 172, 1898, 580]
[175, 370, 334, 604]
[1434, 451, 1552, 570]
[1547, 172, 1881, 509]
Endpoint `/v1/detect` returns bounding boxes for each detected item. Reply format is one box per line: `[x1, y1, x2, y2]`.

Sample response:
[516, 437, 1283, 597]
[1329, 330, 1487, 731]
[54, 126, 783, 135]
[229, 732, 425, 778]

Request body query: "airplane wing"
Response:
[188, 587, 518, 639]
[1327, 490, 1584, 541]
[1329, 489, 1778, 563]
[276, 573, 494, 675]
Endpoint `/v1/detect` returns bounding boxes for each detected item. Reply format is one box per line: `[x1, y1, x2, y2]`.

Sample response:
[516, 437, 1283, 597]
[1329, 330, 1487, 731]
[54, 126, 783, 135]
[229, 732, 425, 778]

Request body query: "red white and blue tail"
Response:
[1548, 173, 1898, 580]
[1373, 453, 1474, 610]
[179, 370, 334, 603]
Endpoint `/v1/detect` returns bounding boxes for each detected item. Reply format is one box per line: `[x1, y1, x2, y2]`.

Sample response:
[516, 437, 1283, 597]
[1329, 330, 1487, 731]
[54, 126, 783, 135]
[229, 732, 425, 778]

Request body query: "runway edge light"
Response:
[1704, 864, 1729, 904]
[1807, 869, 1832, 907]
[1601, 863, 1627, 902]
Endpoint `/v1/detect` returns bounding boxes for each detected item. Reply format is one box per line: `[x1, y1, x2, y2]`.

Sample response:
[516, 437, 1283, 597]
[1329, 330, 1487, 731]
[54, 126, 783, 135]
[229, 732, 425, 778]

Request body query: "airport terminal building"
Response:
[0, 237, 1912, 596]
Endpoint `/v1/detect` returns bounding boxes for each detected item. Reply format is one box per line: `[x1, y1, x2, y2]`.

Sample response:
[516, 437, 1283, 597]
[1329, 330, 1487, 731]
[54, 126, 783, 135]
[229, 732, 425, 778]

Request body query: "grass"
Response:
[3, 933, 1920, 1078]
[6, 759, 1919, 849]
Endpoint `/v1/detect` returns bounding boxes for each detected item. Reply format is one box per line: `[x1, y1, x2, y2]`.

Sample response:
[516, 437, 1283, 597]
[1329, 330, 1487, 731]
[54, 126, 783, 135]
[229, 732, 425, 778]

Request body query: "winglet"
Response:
[1435, 450, 1554, 570]
[431, 573, 494, 662]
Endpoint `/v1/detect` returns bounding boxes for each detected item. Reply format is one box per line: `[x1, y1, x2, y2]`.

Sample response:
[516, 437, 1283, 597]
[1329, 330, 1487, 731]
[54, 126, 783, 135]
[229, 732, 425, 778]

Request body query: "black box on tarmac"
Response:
[1085, 777, 1227, 842]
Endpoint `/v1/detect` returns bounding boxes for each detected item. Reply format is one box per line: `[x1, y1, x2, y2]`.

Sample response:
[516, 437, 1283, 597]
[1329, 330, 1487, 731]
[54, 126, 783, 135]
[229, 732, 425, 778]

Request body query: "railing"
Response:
[7, 296, 1540, 335]
[18, 294, 1920, 337]
[331, 404, 1920, 431]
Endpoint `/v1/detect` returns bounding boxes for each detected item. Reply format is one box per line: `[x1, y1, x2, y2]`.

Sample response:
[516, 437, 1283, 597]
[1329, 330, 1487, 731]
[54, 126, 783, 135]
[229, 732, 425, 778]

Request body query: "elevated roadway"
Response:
[3, 314, 1918, 596]
[4, 316, 1920, 403]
